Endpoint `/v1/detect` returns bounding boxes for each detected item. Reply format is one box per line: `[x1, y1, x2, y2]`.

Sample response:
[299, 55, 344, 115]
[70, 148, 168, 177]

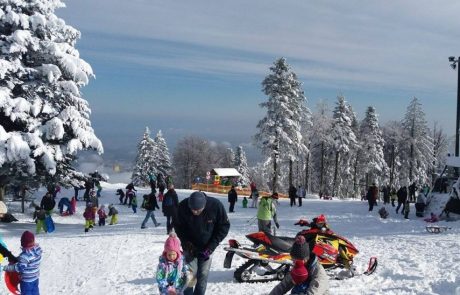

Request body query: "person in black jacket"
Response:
[162, 185, 179, 234]
[141, 193, 161, 229]
[396, 186, 408, 214]
[227, 185, 238, 213]
[174, 191, 230, 295]
[40, 192, 56, 215]
[289, 185, 297, 207]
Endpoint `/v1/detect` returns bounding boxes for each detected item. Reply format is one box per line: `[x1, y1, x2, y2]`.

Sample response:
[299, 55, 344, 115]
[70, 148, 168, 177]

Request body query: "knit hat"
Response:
[188, 191, 207, 210]
[163, 232, 182, 260]
[290, 235, 310, 260]
[291, 259, 309, 285]
[21, 231, 35, 248]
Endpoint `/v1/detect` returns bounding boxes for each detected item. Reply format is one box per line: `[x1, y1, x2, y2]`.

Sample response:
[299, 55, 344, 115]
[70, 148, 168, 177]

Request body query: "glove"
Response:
[275, 222, 280, 229]
[199, 248, 212, 261]
[294, 219, 309, 226]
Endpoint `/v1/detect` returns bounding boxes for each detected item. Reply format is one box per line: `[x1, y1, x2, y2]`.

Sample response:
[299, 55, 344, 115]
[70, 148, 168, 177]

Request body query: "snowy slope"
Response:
[1, 185, 459, 295]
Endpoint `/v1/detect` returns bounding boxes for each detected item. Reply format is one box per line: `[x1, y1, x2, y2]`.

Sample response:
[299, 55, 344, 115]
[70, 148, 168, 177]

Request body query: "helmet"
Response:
[316, 214, 326, 224]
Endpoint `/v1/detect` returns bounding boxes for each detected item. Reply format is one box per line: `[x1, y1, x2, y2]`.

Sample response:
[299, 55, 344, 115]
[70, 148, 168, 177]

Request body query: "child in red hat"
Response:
[156, 232, 189, 295]
[3, 231, 43, 294]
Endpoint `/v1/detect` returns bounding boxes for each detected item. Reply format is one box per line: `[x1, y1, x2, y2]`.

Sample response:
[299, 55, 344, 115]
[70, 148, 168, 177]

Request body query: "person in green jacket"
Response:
[257, 193, 279, 234]
[242, 197, 248, 208]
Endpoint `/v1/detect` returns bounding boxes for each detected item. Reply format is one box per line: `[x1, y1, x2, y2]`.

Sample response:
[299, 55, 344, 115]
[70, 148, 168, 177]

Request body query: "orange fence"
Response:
[191, 183, 288, 198]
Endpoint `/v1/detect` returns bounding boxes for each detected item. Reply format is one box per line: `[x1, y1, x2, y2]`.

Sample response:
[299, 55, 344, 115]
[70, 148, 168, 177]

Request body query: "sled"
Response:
[45, 215, 55, 233]
[5, 270, 20, 295]
[426, 225, 450, 233]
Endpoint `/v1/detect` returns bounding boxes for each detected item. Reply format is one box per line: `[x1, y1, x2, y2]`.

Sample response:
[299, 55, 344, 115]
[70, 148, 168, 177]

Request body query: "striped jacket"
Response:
[5, 245, 42, 282]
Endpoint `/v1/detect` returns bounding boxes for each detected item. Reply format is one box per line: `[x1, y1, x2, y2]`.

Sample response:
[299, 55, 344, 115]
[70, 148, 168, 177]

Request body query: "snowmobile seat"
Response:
[264, 233, 295, 252]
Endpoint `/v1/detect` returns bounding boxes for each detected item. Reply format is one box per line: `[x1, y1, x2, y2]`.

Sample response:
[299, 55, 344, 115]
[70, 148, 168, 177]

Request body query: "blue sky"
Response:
[56, 0, 460, 164]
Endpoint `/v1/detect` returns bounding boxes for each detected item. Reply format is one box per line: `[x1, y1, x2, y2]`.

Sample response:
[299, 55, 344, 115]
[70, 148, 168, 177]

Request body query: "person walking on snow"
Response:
[367, 183, 378, 211]
[173, 191, 230, 295]
[297, 185, 304, 207]
[162, 184, 179, 234]
[396, 186, 408, 215]
[156, 233, 189, 295]
[108, 204, 118, 225]
[141, 193, 161, 229]
[97, 205, 107, 226]
[227, 186, 238, 213]
[257, 193, 279, 234]
[289, 185, 297, 207]
[250, 188, 260, 208]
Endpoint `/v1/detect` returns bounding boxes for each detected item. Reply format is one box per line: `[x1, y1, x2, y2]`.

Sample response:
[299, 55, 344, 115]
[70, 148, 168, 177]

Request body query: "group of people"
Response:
[289, 185, 306, 207]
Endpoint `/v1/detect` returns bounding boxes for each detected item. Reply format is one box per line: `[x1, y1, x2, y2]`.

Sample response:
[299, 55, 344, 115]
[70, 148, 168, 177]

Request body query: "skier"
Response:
[227, 185, 238, 213]
[269, 235, 329, 295]
[156, 233, 189, 295]
[2, 231, 43, 295]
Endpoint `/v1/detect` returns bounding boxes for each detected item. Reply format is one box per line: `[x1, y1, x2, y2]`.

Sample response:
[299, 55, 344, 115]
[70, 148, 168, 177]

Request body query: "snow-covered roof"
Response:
[211, 168, 242, 177]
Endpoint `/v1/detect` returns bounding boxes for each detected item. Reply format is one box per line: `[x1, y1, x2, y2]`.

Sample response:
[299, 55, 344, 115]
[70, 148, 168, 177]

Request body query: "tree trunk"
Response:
[305, 152, 310, 193]
[272, 153, 278, 193]
[0, 184, 4, 202]
[352, 154, 358, 198]
[289, 159, 293, 188]
[333, 151, 339, 198]
[20, 184, 26, 213]
[320, 142, 325, 196]
[389, 145, 395, 189]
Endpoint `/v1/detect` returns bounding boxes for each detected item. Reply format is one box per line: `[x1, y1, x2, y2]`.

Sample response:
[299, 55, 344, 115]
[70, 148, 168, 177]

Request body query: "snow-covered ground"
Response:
[1, 183, 460, 295]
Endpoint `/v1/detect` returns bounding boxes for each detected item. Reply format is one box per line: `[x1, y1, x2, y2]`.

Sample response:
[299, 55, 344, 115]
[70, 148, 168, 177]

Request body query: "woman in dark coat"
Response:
[162, 185, 179, 234]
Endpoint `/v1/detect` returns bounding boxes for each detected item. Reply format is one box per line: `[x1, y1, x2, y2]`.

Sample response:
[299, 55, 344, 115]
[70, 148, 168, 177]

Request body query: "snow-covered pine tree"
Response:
[358, 106, 388, 188]
[431, 122, 449, 174]
[221, 147, 235, 168]
[400, 97, 434, 184]
[382, 121, 404, 190]
[234, 145, 250, 187]
[0, 0, 102, 198]
[131, 127, 156, 186]
[330, 95, 357, 198]
[254, 57, 307, 192]
[309, 100, 334, 196]
[154, 130, 172, 178]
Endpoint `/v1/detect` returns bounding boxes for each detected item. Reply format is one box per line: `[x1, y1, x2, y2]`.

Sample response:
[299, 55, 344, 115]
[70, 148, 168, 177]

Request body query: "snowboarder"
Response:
[173, 191, 230, 295]
[227, 185, 238, 213]
[141, 193, 161, 229]
[3, 231, 43, 295]
[156, 232, 189, 295]
[108, 204, 118, 225]
[269, 235, 329, 295]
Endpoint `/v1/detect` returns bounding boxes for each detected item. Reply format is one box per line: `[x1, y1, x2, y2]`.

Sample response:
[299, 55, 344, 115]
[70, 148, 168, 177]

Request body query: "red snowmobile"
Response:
[223, 219, 377, 283]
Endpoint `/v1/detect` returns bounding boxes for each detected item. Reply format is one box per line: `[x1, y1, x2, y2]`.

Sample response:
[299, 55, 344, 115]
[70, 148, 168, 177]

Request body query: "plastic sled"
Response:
[45, 215, 55, 233]
[5, 270, 20, 295]
[426, 226, 450, 233]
